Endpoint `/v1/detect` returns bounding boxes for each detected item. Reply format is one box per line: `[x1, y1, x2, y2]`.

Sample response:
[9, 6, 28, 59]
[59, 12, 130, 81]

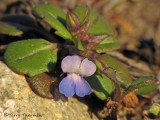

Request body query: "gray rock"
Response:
[0, 61, 98, 120]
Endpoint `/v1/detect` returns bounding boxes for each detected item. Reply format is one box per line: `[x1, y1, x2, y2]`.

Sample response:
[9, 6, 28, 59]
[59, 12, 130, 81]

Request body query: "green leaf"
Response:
[86, 74, 115, 101]
[0, 21, 23, 36]
[96, 36, 119, 53]
[103, 55, 132, 88]
[127, 76, 158, 95]
[86, 55, 132, 100]
[1, 14, 42, 32]
[4, 39, 58, 76]
[74, 6, 119, 52]
[34, 4, 72, 42]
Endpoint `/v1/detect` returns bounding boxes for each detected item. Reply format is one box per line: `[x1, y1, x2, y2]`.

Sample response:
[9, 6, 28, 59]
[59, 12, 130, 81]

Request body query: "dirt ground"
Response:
[0, 0, 160, 119]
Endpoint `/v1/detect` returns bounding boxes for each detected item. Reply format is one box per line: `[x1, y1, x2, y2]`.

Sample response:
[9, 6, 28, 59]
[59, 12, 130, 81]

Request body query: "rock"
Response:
[0, 61, 98, 120]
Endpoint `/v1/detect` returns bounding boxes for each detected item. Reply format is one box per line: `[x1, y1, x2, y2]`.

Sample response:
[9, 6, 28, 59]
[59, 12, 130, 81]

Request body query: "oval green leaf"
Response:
[96, 36, 119, 53]
[4, 39, 58, 76]
[0, 21, 23, 36]
[103, 55, 132, 88]
[86, 74, 115, 101]
[86, 55, 132, 100]
[74, 6, 119, 52]
[127, 76, 158, 95]
[34, 4, 72, 42]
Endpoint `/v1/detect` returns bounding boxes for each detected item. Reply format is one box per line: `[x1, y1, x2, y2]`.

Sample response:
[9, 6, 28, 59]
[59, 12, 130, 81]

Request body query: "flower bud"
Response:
[87, 34, 109, 49]
[66, 12, 81, 33]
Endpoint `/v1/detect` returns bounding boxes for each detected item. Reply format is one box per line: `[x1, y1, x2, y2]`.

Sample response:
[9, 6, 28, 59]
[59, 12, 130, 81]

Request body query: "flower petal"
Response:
[75, 76, 92, 97]
[61, 55, 82, 73]
[59, 74, 75, 97]
[79, 58, 96, 77]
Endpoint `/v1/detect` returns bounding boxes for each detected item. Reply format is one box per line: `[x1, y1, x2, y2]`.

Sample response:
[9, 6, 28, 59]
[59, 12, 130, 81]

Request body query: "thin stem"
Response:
[101, 70, 122, 103]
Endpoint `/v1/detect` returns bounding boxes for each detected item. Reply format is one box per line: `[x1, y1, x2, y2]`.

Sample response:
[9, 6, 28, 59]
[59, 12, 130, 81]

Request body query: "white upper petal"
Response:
[79, 58, 96, 77]
[61, 55, 82, 73]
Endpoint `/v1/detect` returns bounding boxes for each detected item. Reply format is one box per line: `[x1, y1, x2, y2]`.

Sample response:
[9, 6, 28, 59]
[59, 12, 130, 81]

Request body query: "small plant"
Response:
[0, 4, 159, 119]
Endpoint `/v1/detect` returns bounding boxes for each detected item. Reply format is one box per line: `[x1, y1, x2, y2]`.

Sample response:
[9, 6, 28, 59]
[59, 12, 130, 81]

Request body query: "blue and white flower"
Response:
[59, 55, 96, 97]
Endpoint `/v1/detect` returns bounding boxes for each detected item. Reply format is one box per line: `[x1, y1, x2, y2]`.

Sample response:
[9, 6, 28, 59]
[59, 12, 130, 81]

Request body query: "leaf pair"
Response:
[34, 4, 119, 53]
[4, 39, 60, 100]
[86, 54, 158, 101]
